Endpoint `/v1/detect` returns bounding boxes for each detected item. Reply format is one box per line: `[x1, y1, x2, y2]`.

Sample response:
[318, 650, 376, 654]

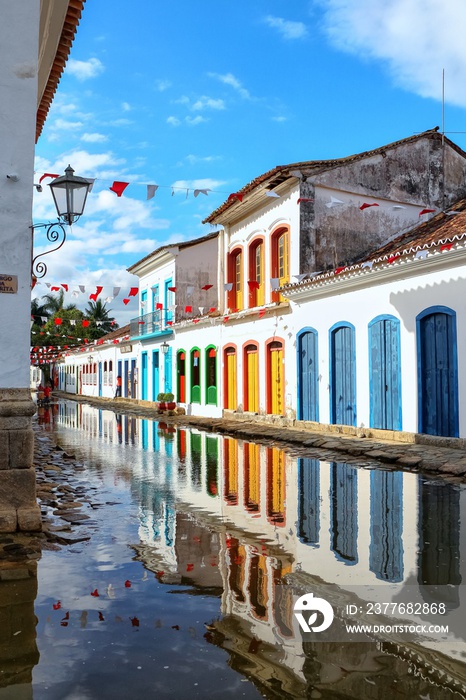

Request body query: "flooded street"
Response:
[2, 399, 466, 699]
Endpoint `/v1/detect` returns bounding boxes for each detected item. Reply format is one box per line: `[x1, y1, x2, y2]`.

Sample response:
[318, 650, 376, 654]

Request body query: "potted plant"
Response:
[157, 392, 167, 411]
[165, 392, 176, 410]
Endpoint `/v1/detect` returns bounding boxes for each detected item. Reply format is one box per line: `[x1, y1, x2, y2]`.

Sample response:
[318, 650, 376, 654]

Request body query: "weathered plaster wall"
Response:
[300, 136, 466, 272]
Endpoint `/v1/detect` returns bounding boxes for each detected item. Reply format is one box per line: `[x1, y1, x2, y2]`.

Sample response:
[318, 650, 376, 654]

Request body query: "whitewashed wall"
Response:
[0, 1, 39, 388]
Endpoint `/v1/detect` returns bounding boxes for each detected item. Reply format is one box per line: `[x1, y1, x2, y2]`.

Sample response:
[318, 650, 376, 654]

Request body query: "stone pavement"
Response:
[54, 393, 466, 482]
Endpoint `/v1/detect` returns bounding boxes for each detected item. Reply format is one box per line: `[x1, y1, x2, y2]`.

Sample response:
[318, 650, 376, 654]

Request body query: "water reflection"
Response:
[0, 562, 39, 699]
[44, 401, 466, 698]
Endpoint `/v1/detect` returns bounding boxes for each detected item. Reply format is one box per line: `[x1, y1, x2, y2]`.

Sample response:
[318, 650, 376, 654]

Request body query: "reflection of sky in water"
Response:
[18, 401, 466, 698]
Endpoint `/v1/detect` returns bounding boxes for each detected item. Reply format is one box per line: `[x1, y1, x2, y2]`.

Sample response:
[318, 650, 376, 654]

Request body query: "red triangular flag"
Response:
[167, 286, 176, 292]
[128, 287, 138, 297]
[61, 284, 68, 291]
[419, 208, 435, 216]
[123, 299, 130, 305]
[228, 192, 243, 203]
[185, 305, 192, 313]
[109, 181, 129, 197]
[247, 280, 260, 290]
[54, 317, 62, 325]
[208, 307, 216, 313]
[51, 286, 60, 291]
[360, 202, 379, 211]
[156, 302, 163, 310]
[82, 320, 90, 327]
[39, 173, 59, 184]
[202, 284, 213, 290]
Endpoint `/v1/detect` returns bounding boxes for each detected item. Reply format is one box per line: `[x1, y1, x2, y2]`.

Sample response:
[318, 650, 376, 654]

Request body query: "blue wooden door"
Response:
[141, 352, 148, 400]
[330, 324, 356, 426]
[152, 351, 160, 401]
[98, 363, 102, 396]
[418, 309, 459, 437]
[369, 317, 401, 430]
[297, 329, 318, 421]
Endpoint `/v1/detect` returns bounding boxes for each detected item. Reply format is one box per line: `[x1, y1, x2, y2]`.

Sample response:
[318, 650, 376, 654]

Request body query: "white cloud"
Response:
[171, 178, 226, 191]
[318, 0, 466, 107]
[121, 102, 131, 112]
[264, 15, 308, 39]
[185, 154, 221, 165]
[66, 57, 105, 81]
[167, 116, 181, 126]
[155, 79, 172, 91]
[185, 115, 208, 126]
[81, 132, 108, 143]
[191, 96, 226, 111]
[208, 72, 251, 99]
[52, 118, 84, 131]
[272, 116, 288, 122]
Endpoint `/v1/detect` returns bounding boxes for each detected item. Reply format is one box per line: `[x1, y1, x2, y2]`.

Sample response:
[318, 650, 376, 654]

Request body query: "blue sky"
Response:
[33, 0, 466, 325]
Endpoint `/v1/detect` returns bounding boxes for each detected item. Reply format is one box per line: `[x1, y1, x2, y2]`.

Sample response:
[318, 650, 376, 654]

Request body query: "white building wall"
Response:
[0, 1, 40, 388]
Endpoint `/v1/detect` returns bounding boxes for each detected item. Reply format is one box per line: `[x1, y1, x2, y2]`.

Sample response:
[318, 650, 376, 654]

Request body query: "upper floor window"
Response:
[227, 248, 243, 311]
[248, 238, 265, 307]
[271, 227, 289, 302]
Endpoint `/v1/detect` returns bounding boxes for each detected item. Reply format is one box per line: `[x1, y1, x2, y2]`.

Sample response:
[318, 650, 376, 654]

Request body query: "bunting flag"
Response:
[167, 286, 176, 292]
[361, 261, 374, 269]
[198, 307, 204, 315]
[156, 302, 163, 310]
[113, 287, 121, 298]
[185, 305, 193, 313]
[186, 285, 194, 297]
[419, 208, 435, 216]
[441, 243, 453, 251]
[293, 273, 308, 282]
[258, 308, 266, 318]
[415, 250, 428, 259]
[147, 184, 158, 200]
[79, 285, 85, 293]
[326, 196, 344, 208]
[224, 282, 233, 292]
[209, 307, 216, 313]
[297, 197, 313, 204]
[194, 188, 210, 197]
[247, 280, 260, 290]
[387, 254, 400, 264]
[228, 192, 243, 203]
[110, 181, 129, 197]
[70, 319, 76, 326]
[82, 320, 90, 327]
[128, 287, 138, 297]
[54, 318, 62, 325]
[202, 284, 213, 290]
[123, 299, 130, 305]
[51, 286, 60, 291]
[334, 267, 346, 274]
[266, 191, 280, 198]
[39, 172, 59, 184]
[270, 278, 280, 290]
[290, 169, 303, 179]
[61, 284, 68, 291]
[360, 202, 379, 211]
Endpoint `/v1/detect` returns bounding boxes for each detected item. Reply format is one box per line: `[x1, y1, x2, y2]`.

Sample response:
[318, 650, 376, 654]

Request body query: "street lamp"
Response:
[161, 342, 170, 355]
[32, 165, 92, 280]
[49, 165, 91, 226]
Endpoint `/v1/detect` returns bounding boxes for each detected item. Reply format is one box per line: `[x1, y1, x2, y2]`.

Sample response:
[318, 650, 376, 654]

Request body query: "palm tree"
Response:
[31, 297, 50, 326]
[42, 289, 76, 315]
[84, 299, 117, 335]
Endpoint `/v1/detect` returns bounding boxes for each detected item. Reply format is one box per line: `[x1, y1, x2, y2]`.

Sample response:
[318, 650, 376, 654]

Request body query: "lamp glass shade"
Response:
[49, 165, 91, 225]
[161, 342, 170, 355]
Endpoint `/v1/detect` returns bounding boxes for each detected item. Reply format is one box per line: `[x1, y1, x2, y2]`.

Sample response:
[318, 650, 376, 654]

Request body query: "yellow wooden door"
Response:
[226, 349, 237, 410]
[246, 347, 259, 412]
[270, 344, 284, 414]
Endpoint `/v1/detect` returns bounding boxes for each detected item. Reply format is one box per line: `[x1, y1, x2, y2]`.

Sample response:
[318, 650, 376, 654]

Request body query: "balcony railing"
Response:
[130, 310, 164, 338]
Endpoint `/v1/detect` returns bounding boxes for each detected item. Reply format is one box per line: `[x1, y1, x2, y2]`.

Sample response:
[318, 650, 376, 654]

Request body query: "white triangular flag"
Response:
[266, 191, 280, 198]
[415, 250, 428, 260]
[194, 189, 210, 197]
[113, 287, 121, 298]
[147, 184, 158, 200]
[293, 273, 308, 282]
[326, 196, 344, 209]
[361, 261, 374, 269]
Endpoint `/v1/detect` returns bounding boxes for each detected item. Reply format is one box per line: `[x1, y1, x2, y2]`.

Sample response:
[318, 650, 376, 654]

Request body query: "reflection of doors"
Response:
[331, 463, 358, 564]
[330, 324, 356, 426]
[177, 351, 186, 402]
[417, 308, 459, 437]
[298, 458, 320, 545]
[141, 352, 148, 400]
[370, 471, 403, 582]
[266, 447, 285, 526]
[244, 344, 259, 412]
[297, 329, 318, 421]
[164, 347, 172, 393]
[124, 360, 129, 398]
[152, 351, 159, 401]
[98, 363, 102, 396]
[369, 317, 401, 430]
[244, 443, 260, 512]
[223, 438, 238, 504]
[130, 359, 137, 398]
[224, 347, 237, 410]
[267, 341, 284, 415]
